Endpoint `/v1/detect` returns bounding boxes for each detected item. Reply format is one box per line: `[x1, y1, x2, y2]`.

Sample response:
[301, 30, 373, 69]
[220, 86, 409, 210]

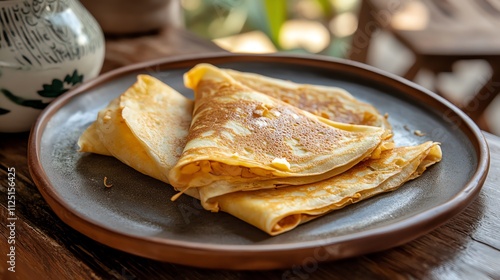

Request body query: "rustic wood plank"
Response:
[0, 204, 99, 280]
[101, 25, 224, 73]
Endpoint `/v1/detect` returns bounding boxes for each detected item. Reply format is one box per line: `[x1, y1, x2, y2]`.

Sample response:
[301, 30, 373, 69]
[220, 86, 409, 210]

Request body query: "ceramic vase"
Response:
[0, 0, 105, 133]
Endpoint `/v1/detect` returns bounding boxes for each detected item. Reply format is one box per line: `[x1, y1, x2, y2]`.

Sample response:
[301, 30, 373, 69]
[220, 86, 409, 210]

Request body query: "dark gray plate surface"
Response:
[29, 54, 489, 269]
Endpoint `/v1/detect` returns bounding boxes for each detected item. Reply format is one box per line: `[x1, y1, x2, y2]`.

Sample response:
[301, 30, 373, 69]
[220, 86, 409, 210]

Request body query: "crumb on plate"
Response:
[414, 130, 426, 137]
[104, 176, 113, 188]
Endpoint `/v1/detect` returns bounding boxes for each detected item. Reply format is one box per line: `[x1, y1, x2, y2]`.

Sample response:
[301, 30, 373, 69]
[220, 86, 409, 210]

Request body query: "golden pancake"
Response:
[77, 68, 442, 237]
[224, 68, 391, 129]
[215, 141, 442, 235]
[78, 75, 193, 183]
[78, 121, 110, 156]
[169, 64, 391, 210]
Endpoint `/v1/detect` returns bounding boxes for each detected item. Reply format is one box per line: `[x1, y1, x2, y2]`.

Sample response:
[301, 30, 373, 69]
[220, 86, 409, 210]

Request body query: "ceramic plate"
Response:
[28, 54, 489, 269]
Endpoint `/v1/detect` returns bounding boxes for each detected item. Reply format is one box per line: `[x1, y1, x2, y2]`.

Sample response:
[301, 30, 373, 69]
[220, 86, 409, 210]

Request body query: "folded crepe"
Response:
[224, 68, 391, 129]
[168, 64, 392, 210]
[78, 75, 193, 183]
[215, 141, 442, 235]
[79, 68, 389, 158]
[77, 67, 442, 237]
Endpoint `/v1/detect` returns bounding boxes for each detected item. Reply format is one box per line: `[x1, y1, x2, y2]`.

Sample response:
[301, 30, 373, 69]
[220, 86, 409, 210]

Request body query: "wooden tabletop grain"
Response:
[1, 26, 499, 280]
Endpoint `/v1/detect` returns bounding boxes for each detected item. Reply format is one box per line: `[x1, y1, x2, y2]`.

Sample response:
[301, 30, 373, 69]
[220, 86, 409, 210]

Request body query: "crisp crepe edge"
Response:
[216, 142, 442, 236]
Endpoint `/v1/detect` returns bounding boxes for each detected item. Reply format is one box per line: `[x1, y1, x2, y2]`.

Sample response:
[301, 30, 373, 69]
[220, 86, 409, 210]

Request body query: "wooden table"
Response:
[1, 26, 499, 280]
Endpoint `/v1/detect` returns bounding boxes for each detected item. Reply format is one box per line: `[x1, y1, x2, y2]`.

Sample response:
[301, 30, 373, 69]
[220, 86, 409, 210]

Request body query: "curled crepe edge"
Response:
[215, 142, 442, 236]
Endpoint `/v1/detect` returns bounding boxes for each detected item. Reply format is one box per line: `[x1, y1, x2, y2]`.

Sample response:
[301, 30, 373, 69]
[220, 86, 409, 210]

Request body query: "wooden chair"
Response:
[348, 0, 500, 126]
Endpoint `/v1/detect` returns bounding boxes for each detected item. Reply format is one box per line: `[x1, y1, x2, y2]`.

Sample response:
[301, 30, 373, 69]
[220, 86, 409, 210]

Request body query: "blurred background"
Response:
[182, 0, 357, 57]
[84, 0, 499, 135]
[180, 0, 499, 136]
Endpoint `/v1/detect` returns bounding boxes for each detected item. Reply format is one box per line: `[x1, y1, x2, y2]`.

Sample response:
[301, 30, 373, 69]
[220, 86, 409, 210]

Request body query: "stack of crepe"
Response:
[78, 63, 441, 236]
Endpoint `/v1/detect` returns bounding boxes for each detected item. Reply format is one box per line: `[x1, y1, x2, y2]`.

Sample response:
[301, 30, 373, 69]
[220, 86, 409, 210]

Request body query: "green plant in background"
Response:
[260, 0, 333, 49]
[182, 0, 359, 56]
[261, 0, 287, 48]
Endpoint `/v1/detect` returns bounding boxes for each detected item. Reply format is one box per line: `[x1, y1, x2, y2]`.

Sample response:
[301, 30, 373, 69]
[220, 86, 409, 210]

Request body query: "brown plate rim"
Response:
[28, 53, 490, 269]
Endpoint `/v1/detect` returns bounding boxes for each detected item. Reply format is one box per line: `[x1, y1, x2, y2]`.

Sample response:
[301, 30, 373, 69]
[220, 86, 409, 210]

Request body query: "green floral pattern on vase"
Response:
[37, 70, 84, 98]
[0, 107, 9, 115]
[1, 88, 50, 109]
[0, 0, 104, 133]
[0, 70, 84, 110]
